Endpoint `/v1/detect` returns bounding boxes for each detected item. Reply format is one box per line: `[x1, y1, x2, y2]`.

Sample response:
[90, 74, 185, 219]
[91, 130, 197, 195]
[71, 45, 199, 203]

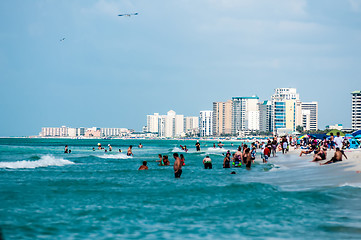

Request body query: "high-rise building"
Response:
[147, 110, 192, 138]
[199, 110, 213, 137]
[184, 116, 199, 134]
[41, 126, 68, 137]
[271, 88, 302, 133]
[301, 102, 318, 131]
[258, 100, 272, 132]
[352, 90, 361, 130]
[232, 96, 259, 135]
[146, 113, 160, 133]
[213, 100, 233, 136]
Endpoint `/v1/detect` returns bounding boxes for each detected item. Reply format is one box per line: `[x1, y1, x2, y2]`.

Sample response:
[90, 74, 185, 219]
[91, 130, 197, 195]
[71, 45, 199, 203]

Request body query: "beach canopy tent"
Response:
[349, 139, 360, 149]
[326, 129, 345, 136]
[354, 134, 361, 139]
[310, 134, 327, 139]
[345, 134, 354, 139]
[352, 130, 361, 137]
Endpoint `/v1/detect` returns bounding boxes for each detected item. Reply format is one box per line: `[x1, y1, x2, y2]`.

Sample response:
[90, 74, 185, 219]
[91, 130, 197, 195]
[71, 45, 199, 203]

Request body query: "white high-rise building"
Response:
[302, 110, 311, 131]
[199, 110, 213, 137]
[352, 91, 361, 130]
[301, 102, 318, 131]
[232, 96, 259, 135]
[147, 110, 191, 138]
[146, 113, 160, 133]
[175, 115, 184, 137]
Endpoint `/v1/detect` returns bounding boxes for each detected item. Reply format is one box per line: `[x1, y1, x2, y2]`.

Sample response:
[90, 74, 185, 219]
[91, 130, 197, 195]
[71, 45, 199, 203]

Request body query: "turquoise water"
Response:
[1, 138, 361, 239]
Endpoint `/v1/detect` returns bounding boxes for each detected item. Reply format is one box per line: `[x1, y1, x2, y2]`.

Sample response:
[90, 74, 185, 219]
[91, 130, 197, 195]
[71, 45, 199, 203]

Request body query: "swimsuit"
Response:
[175, 169, 182, 178]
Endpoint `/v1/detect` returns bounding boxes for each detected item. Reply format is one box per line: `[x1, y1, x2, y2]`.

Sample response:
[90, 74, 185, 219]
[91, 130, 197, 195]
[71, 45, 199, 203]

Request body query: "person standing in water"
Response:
[138, 143, 143, 148]
[180, 154, 185, 166]
[108, 144, 112, 151]
[244, 148, 252, 169]
[203, 156, 212, 169]
[156, 154, 164, 166]
[64, 145, 69, 153]
[195, 141, 201, 151]
[173, 153, 182, 178]
[223, 153, 231, 168]
[127, 145, 133, 156]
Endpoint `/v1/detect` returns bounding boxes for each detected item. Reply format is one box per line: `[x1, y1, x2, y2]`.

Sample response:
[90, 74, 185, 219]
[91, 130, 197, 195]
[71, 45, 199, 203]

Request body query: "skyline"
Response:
[1, 0, 361, 136]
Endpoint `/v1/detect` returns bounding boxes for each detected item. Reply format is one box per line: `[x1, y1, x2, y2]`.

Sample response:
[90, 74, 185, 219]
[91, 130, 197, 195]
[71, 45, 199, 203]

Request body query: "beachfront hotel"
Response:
[301, 102, 318, 131]
[199, 110, 213, 137]
[231, 96, 260, 135]
[258, 100, 272, 133]
[352, 90, 361, 130]
[40, 126, 130, 138]
[271, 88, 302, 133]
[146, 111, 198, 138]
[213, 100, 233, 136]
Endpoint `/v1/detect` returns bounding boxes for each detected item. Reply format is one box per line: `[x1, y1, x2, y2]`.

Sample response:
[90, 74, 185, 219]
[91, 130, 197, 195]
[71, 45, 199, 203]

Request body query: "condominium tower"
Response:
[213, 100, 233, 136]
[352, 90, 361, 130]
[199, 110, 213, 137]
[232, 96, 259, 135]
[301, 102, 318, 131]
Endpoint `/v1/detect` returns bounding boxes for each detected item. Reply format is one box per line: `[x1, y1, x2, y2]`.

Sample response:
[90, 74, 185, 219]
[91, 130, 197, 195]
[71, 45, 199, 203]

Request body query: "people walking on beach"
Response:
[127, 145, 133, 156]
[263, 145, 271, 163]
[320, 148, 347, 165]
[203, 156, 212, 169]
[329, 133, 335, 150]
[173, 153, 182, 178]
[64, 145, 69, 153]
[180, 154, 185, 166]
[334, 132, 343, 149]
[271, 138, 278, 157]
[138, 161, 148, 170]
[281, 137, 288, 154]
[195, 141, 201, 151]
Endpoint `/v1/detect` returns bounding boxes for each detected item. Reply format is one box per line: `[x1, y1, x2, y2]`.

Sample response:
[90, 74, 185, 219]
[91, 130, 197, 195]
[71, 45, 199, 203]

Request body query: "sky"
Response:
[0, 0, 361, 136]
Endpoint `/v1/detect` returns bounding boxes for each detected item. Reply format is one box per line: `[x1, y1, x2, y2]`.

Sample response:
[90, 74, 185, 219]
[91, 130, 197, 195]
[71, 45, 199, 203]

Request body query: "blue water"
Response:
[1, 138, 361, 239]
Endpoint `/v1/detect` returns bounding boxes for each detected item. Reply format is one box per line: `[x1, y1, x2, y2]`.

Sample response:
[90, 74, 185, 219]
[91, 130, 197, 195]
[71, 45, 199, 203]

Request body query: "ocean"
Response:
[1, 138, 361, 239]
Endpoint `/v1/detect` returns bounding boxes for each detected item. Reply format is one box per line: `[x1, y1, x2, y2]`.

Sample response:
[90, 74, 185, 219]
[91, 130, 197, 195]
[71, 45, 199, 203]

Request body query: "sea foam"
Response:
[96, 153, 131, 159]
[0, 155, 74, 169]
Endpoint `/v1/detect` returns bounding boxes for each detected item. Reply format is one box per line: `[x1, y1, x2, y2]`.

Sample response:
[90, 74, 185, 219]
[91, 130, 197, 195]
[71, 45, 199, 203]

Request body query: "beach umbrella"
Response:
[354, 134, 361, 139]
[352, 130, 361, 137]
[299, 134, 309, 139]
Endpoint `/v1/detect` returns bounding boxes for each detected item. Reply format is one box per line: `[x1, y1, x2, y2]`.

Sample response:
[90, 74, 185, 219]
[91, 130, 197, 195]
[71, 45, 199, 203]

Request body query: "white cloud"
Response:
[81, 0, 135, 17]
[349, 0, 361, 11]
[206, 0, 307, 17]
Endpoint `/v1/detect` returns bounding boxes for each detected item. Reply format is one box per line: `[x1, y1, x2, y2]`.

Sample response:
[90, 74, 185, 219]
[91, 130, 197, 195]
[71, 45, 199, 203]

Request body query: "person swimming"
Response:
[138, 161, 148, 170]
[138, 143, 143, 148]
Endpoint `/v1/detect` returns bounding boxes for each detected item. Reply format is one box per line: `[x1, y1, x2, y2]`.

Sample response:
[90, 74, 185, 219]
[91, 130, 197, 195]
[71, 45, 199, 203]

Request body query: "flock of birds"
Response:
[60, 12, 138, 42]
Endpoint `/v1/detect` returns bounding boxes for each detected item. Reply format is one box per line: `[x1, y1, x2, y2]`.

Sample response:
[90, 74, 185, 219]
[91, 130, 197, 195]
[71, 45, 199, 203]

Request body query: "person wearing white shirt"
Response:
[334, 132, 344, 149]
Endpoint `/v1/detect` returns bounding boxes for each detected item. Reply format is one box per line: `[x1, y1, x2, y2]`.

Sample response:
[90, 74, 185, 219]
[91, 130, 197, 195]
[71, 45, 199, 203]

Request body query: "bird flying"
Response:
[60, 38, 65, 42]
[118, 12, 138, 17]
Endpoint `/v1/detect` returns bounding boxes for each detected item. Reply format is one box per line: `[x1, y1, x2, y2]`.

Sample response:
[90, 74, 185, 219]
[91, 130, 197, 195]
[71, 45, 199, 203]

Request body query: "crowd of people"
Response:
[63, 132, 353, 178]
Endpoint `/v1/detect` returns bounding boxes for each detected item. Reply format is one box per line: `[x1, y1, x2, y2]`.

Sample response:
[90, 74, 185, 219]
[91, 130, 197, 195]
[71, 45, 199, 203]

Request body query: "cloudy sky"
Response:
[0, 0, 361, 136]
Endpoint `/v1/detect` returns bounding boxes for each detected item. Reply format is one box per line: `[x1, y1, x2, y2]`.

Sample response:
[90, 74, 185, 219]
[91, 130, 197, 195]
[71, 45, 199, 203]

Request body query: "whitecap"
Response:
[0, 155, 74, 169]
[96, 153, 131, 159]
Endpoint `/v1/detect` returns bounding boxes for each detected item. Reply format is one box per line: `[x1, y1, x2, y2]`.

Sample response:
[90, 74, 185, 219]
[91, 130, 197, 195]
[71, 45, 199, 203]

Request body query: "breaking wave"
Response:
[0, 155, 74, 169]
